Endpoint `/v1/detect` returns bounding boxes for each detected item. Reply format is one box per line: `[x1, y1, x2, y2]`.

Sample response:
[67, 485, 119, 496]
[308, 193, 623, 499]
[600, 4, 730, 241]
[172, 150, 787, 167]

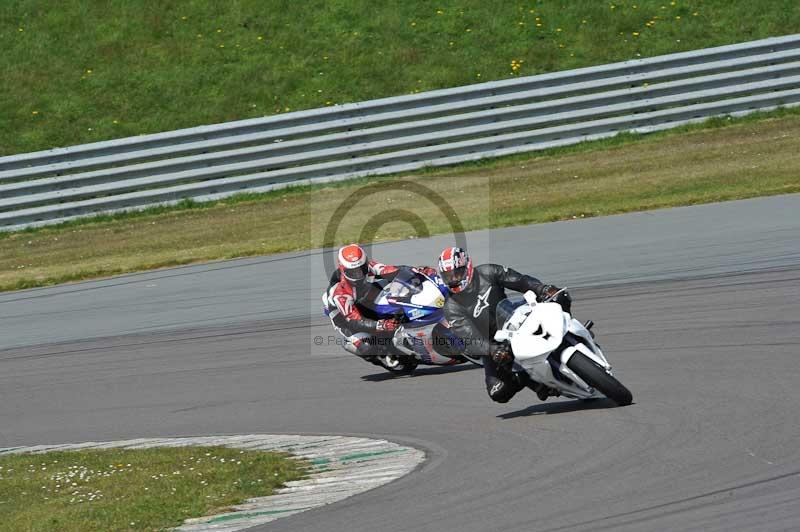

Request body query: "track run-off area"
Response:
[1, 194, 799, 531]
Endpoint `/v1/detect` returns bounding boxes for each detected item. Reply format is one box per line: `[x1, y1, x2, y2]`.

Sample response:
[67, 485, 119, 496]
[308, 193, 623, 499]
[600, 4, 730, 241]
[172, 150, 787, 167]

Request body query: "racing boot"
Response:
[362, 355, 383, 366]
[355, 341, 385, 366]
[534, 384, 560, 401]
[514, 371, 559, 401]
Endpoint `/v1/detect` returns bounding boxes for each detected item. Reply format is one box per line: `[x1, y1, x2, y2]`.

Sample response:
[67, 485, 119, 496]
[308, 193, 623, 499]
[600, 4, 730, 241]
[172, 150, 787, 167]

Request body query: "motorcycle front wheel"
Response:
[566, 352, 633, 406]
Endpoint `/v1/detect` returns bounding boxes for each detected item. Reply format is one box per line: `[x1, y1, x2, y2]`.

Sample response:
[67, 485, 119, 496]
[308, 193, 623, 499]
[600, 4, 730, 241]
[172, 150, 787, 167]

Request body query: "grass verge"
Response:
[2, 0, 799, 155]
[2, 110, 799, 292]
[0, 446, 307, 532]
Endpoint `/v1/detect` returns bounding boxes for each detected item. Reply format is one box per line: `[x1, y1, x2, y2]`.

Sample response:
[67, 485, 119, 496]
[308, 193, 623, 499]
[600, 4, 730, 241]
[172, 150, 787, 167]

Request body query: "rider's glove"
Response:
[540, 284, 572, 313]
[376, 318, 400, 333]
[491, 341, 514, 366]
[413, 266, 438, 277]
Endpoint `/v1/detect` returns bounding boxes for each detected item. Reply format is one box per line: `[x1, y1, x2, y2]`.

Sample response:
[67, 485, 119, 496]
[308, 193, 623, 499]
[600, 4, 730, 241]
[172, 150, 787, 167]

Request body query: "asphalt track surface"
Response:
[2, 194, 800, 531]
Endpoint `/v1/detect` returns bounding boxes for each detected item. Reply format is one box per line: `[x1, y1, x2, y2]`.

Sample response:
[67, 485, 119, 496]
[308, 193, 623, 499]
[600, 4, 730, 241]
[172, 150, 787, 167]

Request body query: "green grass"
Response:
[2, 0, 799, 155]
[0, 446, 308, 532]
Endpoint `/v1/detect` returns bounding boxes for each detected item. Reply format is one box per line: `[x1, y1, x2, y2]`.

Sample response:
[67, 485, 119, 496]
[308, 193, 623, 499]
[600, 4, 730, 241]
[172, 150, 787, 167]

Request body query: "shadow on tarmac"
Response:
[498, 398, 624, 419]
[360, 363, 481, 382]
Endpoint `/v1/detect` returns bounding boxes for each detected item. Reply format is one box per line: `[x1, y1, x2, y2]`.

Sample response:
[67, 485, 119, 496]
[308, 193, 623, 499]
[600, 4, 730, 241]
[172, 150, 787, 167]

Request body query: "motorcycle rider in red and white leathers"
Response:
[324, 244, 437, 365]
[437, 247, 572, 403]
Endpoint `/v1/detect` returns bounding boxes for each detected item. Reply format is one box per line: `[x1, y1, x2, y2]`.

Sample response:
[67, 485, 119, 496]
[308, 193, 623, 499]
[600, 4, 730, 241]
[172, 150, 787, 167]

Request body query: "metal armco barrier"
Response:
[1, 34, 799, 230]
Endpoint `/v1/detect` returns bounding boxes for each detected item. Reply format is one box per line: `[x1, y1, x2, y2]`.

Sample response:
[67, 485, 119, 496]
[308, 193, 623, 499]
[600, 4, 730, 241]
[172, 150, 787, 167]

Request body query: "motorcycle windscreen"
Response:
[496, 296, 527, 330]
[380, 270, 424, 300]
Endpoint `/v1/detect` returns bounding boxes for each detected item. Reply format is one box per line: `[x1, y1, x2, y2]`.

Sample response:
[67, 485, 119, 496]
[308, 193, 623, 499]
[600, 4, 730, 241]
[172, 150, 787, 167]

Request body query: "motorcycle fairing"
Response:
[393, 322, 461, 365]
[372, 269, 446, 323]
[496, 296, 613, 400]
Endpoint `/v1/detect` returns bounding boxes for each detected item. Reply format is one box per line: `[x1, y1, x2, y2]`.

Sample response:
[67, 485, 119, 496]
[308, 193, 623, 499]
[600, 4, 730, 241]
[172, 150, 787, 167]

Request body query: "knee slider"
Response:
[487, 379, 512, 403]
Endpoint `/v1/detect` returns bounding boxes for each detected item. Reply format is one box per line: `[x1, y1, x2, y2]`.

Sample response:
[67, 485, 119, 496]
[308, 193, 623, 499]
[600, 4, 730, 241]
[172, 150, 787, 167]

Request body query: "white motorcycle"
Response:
[494, 290, 632, 406]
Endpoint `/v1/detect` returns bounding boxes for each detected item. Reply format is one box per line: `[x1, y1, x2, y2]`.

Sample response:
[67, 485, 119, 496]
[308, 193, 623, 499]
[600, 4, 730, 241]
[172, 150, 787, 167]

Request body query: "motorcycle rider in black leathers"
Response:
[437, 247, 572, 403]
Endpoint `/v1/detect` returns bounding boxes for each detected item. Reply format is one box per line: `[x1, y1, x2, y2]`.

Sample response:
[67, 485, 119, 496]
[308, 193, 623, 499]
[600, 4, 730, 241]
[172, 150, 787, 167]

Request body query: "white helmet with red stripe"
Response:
[437, 247, 473, 293]
[338, 244, 369, 285]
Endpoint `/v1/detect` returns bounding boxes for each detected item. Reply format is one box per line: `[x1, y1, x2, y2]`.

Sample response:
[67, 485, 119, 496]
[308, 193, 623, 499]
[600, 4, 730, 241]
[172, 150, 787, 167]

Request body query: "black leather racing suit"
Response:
[443, 264, 550, 403]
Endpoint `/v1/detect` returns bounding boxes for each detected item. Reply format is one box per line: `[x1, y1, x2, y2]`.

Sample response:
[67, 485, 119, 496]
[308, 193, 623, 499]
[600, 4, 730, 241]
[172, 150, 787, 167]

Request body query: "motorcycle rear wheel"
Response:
[566, 352, 633, 406]
[380, 355, 418, 374]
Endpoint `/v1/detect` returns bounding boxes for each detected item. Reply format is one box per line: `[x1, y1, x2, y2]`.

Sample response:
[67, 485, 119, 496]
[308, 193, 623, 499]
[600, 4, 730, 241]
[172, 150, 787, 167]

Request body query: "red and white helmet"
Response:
[338, 244, 369, 284]
[437, 247, 473, 293]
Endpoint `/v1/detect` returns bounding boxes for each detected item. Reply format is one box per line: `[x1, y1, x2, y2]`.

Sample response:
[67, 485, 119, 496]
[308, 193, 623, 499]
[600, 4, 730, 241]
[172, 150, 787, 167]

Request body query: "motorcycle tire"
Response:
[566, 352, 633, 406]
[380, 355, 418, 375]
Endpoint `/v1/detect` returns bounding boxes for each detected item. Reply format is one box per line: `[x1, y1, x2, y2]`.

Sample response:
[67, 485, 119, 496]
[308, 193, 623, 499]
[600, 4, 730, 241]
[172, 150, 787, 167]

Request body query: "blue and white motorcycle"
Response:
[323, 267, 481, 374]
[369, 267, 482, 373]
